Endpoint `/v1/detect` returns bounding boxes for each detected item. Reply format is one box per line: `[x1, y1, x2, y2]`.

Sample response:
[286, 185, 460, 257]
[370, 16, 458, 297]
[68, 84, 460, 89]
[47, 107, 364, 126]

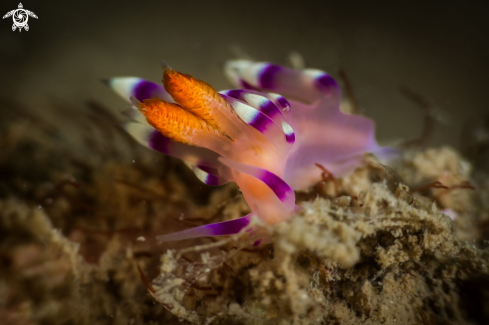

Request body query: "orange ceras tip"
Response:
[162, 67, 232, 133]
[131, 96, 215, 146]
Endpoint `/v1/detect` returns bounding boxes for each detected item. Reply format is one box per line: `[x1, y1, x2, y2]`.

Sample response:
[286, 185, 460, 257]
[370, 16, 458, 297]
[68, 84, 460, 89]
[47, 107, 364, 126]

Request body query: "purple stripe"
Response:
[249, 112, 271, 132]
[260, 170, 291, 201]
[285, 133, 295, 143]
[224, 89, 244, 99]
[157, 214, 252, 241]
[315, 75, 339, 92]
[204, 174, 222, 186]
[276, 96, 291, 110]
[134, 81, 164, 102]
[259, 65, 281, 89]
[208, 216, 251, 236]
[259, 100, 279, 118]
[196, 164, 218, 174]
[148, 130, 169, 154]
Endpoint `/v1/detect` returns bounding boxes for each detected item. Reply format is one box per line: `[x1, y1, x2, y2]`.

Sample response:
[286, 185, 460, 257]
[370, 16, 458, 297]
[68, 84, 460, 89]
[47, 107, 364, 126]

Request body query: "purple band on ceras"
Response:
[259, 64, 281, 89]
[258, 99, 280, 119]
[220, 94, 275, 134]
[248, 110, 272, 133]
[314, 74, 339, 93]
[195, 164, 222, 186]
[224, 90, 281, 120]
[275, 96, 291, 111]
[260, 169, 293, 202]
[207, 215, 251, 236]
[133, 80, 165, 102]
[204, 174, 222, 186]
[222, 91, 295, 144]
[248, 106, 295, 144]
[284, 129, 295, 143]
[148, 130, 170, 154]
[223, 89, 244, 100]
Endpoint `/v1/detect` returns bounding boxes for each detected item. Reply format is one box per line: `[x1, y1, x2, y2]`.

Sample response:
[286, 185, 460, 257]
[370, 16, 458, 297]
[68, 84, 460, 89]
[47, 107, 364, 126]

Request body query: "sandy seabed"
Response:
[1, 100, 489, 325]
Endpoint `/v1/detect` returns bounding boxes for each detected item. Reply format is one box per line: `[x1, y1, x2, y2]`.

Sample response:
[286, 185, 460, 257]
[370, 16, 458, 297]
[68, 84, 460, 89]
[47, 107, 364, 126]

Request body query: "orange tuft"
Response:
[163, 69, 231, 131]
[139, 98, 214, 145]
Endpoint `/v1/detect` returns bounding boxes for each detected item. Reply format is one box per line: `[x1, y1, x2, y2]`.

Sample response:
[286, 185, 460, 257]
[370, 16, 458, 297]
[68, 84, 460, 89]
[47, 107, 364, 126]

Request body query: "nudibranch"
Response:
[106, 60, 394, 241]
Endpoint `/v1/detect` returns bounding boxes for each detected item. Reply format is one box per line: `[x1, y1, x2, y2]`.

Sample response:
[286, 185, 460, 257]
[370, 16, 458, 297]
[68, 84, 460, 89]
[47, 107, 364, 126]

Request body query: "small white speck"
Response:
[132, 160, 135, 163]
[37, 205, 42, 210]
[137, 236, 146, 242]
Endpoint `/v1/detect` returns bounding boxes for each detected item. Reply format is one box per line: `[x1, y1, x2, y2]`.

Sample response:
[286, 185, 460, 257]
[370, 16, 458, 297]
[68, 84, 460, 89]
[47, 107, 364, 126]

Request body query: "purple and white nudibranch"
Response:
[106, 60, 395, 241]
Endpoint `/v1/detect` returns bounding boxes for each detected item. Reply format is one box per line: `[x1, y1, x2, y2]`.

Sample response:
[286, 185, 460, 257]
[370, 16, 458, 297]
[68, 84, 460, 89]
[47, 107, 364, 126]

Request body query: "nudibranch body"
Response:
[107, 60, 394, 241]
[224, 60, 396, 190]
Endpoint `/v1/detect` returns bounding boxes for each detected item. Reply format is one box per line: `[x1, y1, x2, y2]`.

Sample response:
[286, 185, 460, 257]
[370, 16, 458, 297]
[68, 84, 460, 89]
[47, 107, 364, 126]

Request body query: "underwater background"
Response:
[1, 1, 489, 324]
[1, 0, 488, 148]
